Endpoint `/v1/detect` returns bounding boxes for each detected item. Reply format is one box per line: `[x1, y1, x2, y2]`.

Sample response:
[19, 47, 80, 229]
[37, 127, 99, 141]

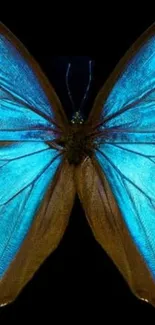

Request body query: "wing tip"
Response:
[0, 300, 12, 308]
[135, 289, 155, 308]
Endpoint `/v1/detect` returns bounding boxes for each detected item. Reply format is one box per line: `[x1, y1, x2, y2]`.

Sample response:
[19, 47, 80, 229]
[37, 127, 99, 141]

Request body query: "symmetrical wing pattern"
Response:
[1, 20, 155, 308]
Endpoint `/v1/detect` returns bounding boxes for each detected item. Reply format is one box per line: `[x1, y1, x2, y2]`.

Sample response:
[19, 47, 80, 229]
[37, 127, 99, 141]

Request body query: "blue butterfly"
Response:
[0, 22, 155, 308]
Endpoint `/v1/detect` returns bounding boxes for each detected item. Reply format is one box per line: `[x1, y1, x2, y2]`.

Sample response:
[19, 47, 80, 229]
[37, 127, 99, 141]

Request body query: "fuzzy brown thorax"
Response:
[58, 123, 96, 165]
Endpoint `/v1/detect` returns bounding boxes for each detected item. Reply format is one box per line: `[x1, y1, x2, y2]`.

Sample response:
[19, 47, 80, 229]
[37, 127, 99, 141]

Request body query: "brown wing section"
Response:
[0, 161, 75, 306]
[75, 157, 155, 308]
[0, 21, 68, 130]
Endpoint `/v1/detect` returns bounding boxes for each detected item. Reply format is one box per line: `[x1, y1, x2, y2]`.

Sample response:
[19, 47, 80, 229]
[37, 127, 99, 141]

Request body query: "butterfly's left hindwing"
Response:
[0, 157, 75, 306]
[79, 23, 155, 307]
[0, 142, 61, 279]
[0, 22, 75, 305]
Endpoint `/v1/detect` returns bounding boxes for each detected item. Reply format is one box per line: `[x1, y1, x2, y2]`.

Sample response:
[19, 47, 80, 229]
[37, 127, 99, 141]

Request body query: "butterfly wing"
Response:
[0, 147, 75, 305]
[75, 158, 155, 305]
[0, 22, 68, 141]
[0, 23, 75, 305]
[77, 23, 155, 307]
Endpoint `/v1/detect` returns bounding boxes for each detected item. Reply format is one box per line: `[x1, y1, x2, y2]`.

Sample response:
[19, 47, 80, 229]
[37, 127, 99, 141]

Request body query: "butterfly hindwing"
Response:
[0, 142, 62, 278]
[75, 157, 155, 305]
[0, 155, 75, 306]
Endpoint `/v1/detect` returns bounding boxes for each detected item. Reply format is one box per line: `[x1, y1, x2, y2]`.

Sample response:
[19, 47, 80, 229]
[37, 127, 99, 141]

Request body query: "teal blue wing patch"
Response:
[0, 22, 63, 141]
[95, 144, 155, 278]
[0, 142, 62, 278]
[0, 22, 65, 280]
[95, 24, 155, 282]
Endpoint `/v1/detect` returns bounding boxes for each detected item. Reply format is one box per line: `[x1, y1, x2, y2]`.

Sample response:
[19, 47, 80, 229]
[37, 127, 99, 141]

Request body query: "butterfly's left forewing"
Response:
[78, 23, 155, 307]
[0, 22, 75, 305]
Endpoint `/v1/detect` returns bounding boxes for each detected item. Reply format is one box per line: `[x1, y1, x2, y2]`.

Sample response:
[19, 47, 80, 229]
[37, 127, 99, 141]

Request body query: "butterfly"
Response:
[0, 21, 155, 308]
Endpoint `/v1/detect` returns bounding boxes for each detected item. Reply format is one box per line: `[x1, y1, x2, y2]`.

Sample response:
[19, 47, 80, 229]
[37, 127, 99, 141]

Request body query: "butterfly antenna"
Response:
[79, 60, 92, 112]
[66, 63, 76, 111]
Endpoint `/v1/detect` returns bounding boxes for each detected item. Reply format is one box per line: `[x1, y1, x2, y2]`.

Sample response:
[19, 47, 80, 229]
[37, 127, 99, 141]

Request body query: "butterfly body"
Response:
[57, 122, 97, 165]
[1, 22, 155, 308]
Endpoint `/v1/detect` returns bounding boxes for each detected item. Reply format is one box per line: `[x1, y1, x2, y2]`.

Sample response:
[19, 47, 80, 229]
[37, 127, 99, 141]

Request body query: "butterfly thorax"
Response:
[58, 123, 96, 165]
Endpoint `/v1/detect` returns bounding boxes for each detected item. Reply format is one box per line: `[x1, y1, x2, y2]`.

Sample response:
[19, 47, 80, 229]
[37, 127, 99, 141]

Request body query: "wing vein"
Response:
[96, 148, 155, 207]
[0, 85, 62, 130]
[0, 184, 34, 262]
[1, 151, 62, 206]
[107, 143, 155, 161]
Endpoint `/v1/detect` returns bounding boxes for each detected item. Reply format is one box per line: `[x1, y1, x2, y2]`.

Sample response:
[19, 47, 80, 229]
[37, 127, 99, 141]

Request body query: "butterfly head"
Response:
[71, 111, 84, 125]
[55, 60, 97, 165]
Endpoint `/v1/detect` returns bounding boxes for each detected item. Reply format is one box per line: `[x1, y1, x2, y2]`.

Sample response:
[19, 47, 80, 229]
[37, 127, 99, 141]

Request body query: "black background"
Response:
[0, 12, 155, 321]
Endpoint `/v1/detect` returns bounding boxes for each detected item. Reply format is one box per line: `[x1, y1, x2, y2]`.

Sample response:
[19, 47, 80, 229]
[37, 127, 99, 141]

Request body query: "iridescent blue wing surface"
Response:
[80, 23, 155, 307]
[0, 23, 68, 141]
[0, 22, 75, 305]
